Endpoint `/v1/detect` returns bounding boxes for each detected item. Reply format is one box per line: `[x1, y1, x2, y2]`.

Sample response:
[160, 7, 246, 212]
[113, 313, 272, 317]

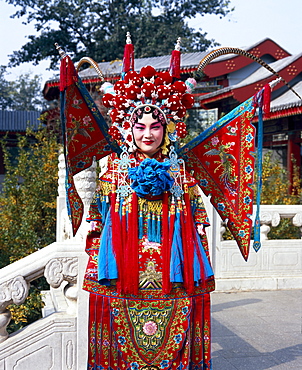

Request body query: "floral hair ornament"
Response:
[102, 35, 195, 152]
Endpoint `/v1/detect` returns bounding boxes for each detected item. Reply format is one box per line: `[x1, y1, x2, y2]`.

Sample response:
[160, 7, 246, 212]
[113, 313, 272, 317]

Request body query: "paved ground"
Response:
[211, 290, 302, 370]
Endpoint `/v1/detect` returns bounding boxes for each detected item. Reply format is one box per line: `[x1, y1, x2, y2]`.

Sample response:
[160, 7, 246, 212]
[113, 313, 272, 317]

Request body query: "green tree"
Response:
[0, 66, 14, 110]
[0, 67, 46, 111]
[5, 0, 231, 69]
[0, 126, 59, 268]
[10, 73, 46, 111]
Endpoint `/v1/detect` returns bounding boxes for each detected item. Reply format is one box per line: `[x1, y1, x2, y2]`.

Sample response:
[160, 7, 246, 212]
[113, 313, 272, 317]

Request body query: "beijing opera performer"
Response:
[83, 71, 214, 369]
[59, 34, 272, 370]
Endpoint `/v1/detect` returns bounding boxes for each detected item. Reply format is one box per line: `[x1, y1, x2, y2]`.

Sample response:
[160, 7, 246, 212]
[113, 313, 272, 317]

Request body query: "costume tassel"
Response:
[122, 32, 134, 79]
[139, 208, 144, 240]
[169, 37, 181, 79]
[110, 190, 124, 294]
[170, 207, 184, 284]
[253, 105, 264, 252]
[169, 197, 176, 246]
[182, 187, 195, 294]
[156, 214, 161, 243]
[123, 193, 139, 294]
[263, 83, 271, 118]
[59, 55, 77, 92]
[147, 212, 152, 241]
[162, 192, 172, 294]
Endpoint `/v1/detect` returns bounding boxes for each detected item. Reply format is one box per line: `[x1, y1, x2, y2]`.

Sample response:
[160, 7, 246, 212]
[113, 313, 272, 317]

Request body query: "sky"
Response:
[1, 0, 302, 84]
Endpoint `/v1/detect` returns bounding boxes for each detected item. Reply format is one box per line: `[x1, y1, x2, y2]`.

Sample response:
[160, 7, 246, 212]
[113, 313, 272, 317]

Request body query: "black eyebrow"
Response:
[135, 121, 161, 126]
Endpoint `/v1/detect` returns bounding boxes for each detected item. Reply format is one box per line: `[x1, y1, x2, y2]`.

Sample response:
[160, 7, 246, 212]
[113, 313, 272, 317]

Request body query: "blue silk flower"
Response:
[128, 158, 174, 197]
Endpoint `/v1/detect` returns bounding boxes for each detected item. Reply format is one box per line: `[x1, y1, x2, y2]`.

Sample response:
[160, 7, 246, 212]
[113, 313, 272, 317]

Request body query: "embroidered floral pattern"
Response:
[178, 100, 256, 259]
[143, 321, 158, 336]
[111, 298, 191, 367]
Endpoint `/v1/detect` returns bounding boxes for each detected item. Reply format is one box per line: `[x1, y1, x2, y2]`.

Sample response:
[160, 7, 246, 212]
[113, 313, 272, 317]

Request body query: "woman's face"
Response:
[132, 113, 164, 157]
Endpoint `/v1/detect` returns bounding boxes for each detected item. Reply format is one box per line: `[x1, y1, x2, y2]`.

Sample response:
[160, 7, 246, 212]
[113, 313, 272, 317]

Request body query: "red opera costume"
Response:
[81, 56, 216, 368]
[84, 151, 214, 369]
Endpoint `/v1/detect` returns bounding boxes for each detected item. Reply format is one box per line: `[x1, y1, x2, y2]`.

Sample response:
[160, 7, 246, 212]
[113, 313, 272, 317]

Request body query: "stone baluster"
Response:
[259, 211, 281, 240]
[44, 257, 78, 316]
[220, 222, 226, 240]
[57, 151, 72, 242]
[73, 158, 97, 241]
[293, 212, 302, 238]
[0, 276, 29, 343]
[58, 149, 66, 198]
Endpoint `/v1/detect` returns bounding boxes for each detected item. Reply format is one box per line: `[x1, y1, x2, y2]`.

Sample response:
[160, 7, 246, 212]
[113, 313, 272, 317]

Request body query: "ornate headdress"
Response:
[101, 35, 195, 153]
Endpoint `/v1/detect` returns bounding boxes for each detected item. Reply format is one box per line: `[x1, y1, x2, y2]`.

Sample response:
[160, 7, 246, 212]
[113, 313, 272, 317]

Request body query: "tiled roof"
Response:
[47, 51, 210, 83]
[229, 53, 302, 89]
[0, 111, 41, 132]
[198, 53, 302, 107]
[77, 38, 285, 80]
[271, 80, 302, 111]
[46, 38, 277, 84]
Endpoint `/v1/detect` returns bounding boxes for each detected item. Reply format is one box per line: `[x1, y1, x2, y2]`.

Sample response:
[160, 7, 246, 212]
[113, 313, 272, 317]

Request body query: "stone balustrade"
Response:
[0, 241, 89, 369]
[201, 194, 302, 292]
[218, 205, 302, 241]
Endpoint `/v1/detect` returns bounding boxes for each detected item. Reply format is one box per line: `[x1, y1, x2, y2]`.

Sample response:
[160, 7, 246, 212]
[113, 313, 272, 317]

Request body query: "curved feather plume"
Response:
[75, 57, 105, 81]
[196, 47, 301, 99]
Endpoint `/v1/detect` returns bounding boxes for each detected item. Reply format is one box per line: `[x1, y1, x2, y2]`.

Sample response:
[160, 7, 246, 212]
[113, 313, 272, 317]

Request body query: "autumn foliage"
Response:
[0, 125, 60, 332]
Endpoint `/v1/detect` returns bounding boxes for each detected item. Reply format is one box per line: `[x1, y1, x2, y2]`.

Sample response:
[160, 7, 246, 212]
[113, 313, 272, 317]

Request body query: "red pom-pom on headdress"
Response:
[181, 94, 195, 109]
[175, 105, 186, 118]
[172, 81, 187, 94]
[176, 121, 187, 138]
[157, 71, 173, 85]
[125, 85, 141, 100]
[114, 80, 126, 94]
[140, 65, 156, 80]
[157, 85, 171, 100]
[154, 76, 164, 86]
[113, 96, 128, 110]
[141, 82, 155, 98]
[110, 108, 125, 123]
[124, 71, 142, 86]
[102, 93, 115, 108]
[108, 125, 122, 140]
[166, 95, 182, 111]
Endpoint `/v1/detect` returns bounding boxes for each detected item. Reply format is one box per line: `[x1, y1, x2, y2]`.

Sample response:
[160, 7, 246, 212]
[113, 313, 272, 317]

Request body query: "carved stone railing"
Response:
[0, 276, 29, 342]
[201, 195, 302, 291]
[0, 241, 89, 369]
[254, 205, 302, 240]
[218, 205, 302, 241]
[0, 242, 84, 343]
